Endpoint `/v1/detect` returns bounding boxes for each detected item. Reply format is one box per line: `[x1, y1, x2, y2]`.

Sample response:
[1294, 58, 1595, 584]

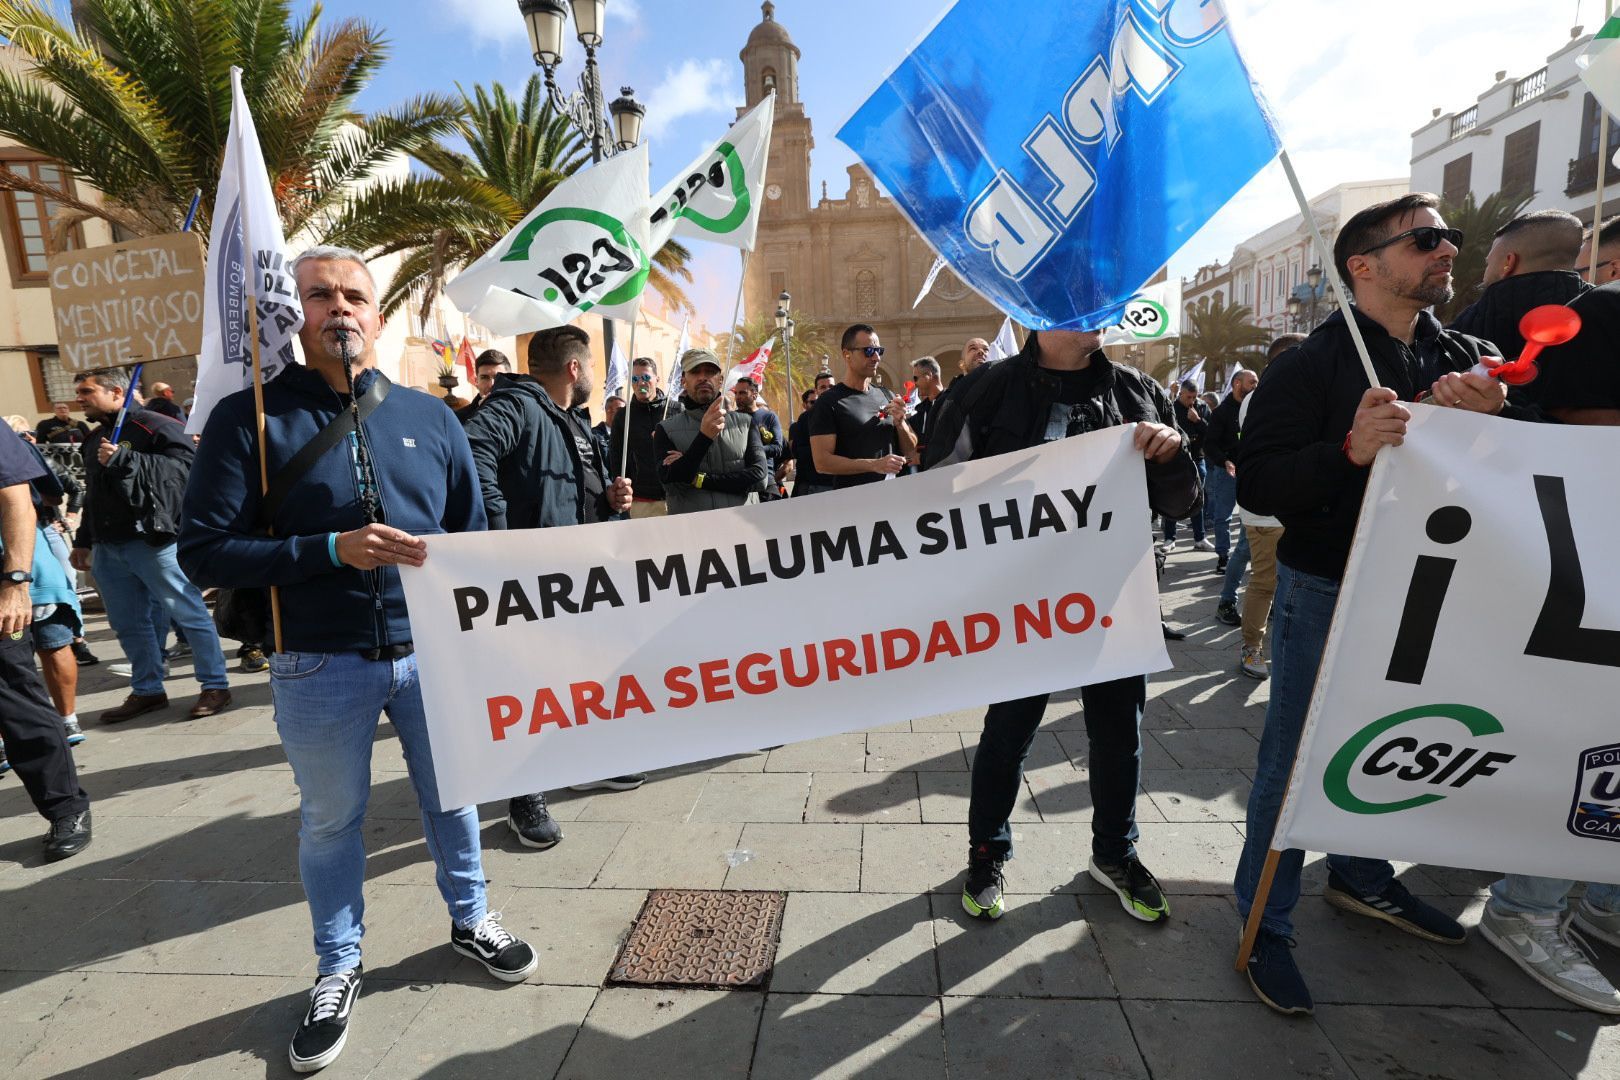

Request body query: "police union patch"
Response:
[1569, 743, 1620, 843]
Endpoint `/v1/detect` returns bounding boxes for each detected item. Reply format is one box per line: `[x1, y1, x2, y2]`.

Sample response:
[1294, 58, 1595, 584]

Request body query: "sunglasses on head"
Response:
[1358, 226, 1463, 257]
[850, 345, 885, 358]
[630, 374, 654, 384]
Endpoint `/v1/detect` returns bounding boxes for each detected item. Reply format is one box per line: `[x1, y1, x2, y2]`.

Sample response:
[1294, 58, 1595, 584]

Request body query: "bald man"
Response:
[960, 337, 991, 378]
[145, 382, 186, 421]
[1450, 209, 1586, 358]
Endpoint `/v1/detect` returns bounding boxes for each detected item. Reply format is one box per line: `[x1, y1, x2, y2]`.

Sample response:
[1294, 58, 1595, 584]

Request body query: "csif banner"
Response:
[401, 426, 1170, 808]
[1274, 407, 1620, 882]
[650, 94, 775, 254]
[1099, 278, 1183, 347]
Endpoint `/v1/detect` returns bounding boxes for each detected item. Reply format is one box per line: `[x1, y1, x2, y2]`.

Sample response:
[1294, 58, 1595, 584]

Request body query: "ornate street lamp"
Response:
[775, 301, 797, 421]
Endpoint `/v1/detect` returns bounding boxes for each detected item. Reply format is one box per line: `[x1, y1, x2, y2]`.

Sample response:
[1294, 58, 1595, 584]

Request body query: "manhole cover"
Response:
[608, 889, 787, 989]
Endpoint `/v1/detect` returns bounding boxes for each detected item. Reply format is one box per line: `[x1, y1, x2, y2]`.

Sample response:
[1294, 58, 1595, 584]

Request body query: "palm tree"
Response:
[324, 74, 695, 321]
[1437, 189, 1535, 322]
[0, 0, 461, 243]
[723, 312, 831, 411]
[1180, 300, 1269, 385]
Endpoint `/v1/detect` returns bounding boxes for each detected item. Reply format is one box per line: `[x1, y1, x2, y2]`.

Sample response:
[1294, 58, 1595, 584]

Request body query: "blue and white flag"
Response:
[189, 66, 304, 434]
[837, 0, 1280, 331]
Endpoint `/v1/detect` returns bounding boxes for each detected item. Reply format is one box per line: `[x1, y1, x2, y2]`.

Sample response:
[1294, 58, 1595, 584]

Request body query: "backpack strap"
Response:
[256, 373, 390, 530]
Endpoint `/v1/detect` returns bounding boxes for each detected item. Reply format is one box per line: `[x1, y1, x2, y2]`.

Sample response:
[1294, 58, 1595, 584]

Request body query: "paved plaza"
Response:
[1, 552, 1616, 1079]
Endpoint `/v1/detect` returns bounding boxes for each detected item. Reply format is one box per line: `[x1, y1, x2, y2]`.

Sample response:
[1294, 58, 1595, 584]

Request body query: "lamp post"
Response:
[776, 290, 795, 421]
[1287, 264, 1327, 334]
[518, 0, 646, 364]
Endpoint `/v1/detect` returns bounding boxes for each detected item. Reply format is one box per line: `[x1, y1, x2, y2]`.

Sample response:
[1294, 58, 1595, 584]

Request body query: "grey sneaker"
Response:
[1240, 646, 1269, 680]
[1478, 906, 1620, 1014]
[1573, 900, 1620, 950]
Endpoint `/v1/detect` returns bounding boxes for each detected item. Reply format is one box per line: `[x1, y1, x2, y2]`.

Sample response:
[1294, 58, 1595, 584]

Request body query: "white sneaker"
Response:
[1573, 899, 1620, 949]
[1478, 906, 1620, 1014]
[107, 661, 167, 679]
[1240, 646, 1269, 680]
[1193, 538, 1216, 552]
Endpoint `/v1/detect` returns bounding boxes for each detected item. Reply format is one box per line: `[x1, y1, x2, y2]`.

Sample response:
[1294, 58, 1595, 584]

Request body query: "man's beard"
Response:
[689, 385, 718, 405]
[1408, 277, 1454, 307]
[570, 376, 593, 408]
[317, 319, 363, 361]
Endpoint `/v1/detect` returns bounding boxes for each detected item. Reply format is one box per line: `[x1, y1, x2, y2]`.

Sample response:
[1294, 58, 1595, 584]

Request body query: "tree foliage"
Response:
[1436, 188, 1535, 323]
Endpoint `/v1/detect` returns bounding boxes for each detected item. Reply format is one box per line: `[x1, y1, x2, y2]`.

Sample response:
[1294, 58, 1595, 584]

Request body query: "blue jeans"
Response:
[1163, 459, 1207, 543]
[1490, 876, 1620, 917]
[1205, 465, 1238, 560]
[1235, 564, 1393, 937]
[271, 650, 486, 974]
[970, 675, 1144, 863]
[92, 540, 228, 696]
[1220, 525, 1251, 606]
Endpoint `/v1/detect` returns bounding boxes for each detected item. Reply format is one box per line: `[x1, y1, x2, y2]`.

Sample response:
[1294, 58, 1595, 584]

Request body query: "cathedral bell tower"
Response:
[740, 1, 811, 223]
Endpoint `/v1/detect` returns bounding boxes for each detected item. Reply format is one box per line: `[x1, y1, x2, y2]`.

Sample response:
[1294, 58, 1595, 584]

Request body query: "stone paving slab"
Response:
[752, 993, 946, 1080]
[1123, 999, 1357, 1080]
[558, 987, 762, 1080]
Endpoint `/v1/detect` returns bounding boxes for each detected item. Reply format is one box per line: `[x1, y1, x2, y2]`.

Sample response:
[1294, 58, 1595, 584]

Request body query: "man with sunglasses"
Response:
[610, 357, 671, 518]
[1233, 193, 1543, 1017]
[809, 325, 917, 487]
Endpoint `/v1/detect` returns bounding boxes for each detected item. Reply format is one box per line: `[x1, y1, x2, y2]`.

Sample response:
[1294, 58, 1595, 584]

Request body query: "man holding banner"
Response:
[1231, 193, 1544, 1016]
[179, 247, 537, 1073]
[923, 328, 1198, 923]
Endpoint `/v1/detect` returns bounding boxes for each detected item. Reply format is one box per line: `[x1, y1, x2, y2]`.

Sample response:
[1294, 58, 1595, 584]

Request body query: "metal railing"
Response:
[1449, 106, 1478, 140]
[1512, 68, 1547, 108]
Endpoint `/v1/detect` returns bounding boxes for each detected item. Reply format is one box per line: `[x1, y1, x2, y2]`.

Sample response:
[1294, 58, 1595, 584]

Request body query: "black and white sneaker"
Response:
[568, 774, 647, 792]
[451, 911, 538, 982]
[507, 792, 563, 849]
[1322, 870, 1465, 944]
[1089, 855, 1170, 923]
[289, 965, 362, 1074]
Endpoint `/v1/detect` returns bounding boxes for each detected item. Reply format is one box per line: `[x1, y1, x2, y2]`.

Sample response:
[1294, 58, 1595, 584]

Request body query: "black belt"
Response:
[358, 642, 414, 661]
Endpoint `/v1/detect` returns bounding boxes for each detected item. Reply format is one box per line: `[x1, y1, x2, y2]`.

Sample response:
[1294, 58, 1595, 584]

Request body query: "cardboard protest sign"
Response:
[402, 427, 1170, 808]
[48, 232, 205, 371]
[1274, 406, 1620, 882]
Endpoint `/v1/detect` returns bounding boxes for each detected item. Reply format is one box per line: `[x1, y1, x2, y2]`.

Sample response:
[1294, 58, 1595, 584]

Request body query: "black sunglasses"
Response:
[848, 345, 885, 358]
[1358, 226, 1463, 257]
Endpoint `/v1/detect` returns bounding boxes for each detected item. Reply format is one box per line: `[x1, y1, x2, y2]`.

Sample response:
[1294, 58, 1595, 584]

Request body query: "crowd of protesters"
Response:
[2, 190, 1618, 1073]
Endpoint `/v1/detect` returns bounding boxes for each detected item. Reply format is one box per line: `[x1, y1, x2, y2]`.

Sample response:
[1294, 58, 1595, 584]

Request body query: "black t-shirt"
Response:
[1521, 281, 1620, 413]
[807, 383, 899, 488]
[1043, 364, 1113, 440]
[564, 411, 606, 523]
[1, 429, 46, 488]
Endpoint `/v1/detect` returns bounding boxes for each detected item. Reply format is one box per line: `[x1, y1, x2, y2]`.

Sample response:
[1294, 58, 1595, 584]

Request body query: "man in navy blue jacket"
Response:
[179, 246, 536, 1075]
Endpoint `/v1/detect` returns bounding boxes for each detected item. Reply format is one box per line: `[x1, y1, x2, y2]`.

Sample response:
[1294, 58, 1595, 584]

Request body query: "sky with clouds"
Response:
[320, 0, 1590, 334]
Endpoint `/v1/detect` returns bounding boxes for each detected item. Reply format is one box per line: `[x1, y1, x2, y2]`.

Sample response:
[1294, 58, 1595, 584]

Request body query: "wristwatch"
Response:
[1, 570, 32, 586]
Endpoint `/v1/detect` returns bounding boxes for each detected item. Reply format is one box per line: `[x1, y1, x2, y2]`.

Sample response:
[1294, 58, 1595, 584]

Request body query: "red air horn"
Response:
[1470, 304, 1582, 386]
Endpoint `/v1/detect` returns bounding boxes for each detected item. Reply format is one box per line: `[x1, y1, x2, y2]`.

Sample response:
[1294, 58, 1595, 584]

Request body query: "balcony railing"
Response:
[1512, 68, 1547, 108]
[1450, 106, 1478, 140]
[1567, 153, 1620, 197]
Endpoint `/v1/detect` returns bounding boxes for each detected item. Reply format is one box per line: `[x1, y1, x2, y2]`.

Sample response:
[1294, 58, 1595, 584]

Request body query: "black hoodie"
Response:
[1448, 269, 1587, 360]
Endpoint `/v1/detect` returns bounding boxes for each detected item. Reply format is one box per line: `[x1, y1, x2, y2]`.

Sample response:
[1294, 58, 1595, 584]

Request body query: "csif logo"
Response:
[500, 207, 648, 312]
[1324, 704, 1516, 815]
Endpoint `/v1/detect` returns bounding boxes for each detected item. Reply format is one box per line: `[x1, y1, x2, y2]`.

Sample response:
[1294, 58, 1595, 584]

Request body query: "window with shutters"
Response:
[1499, 123, 1539, 198]
[854, 270, 877, 317]
[1441, 155, 1472, 207]
[1, 159, 84, 286]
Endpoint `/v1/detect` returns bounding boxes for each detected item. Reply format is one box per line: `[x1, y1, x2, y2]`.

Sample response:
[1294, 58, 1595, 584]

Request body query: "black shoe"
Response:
[507, 793, 562, 849]
[43, 808, 91, 861]
[1161, 621, 1187, 641]
[71, 640, 99, 665]
[1322, 871, 1466, 944]
[451, 911, 538, 982]
[1216, 557, 1228, 574]
[239, 645, 269, 673]
[1216, 600, 1242, 626]
[289, 965, 363, 1074]
[567, 774, 646, 792]
[164, 641, 192, 661]
[1245, 928, 1313, 1015]
[1088, 855, 1170, 922]
[961, 843, 1006, 920]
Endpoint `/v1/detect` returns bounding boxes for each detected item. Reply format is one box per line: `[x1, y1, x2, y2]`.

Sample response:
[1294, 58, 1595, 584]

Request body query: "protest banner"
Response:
[1267, 406, 1620, 887]
[402, 426, 1170, 809]
[48, 232, 205, 371]
[1099, 278, 1183, 347]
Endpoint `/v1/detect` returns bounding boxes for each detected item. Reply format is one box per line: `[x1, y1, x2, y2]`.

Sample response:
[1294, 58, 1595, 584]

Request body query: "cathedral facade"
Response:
[737, 2, 1004, 384]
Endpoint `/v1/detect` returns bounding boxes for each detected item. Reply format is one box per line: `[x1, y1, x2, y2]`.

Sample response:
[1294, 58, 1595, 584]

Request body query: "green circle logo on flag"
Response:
[1120, 297, 1169, 340]
[652, 142, 752, 237]
[500, 207, 649, 312]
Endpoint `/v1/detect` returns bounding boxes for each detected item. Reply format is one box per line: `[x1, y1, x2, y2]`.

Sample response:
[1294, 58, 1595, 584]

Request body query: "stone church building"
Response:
[737, 3, 1004, 384]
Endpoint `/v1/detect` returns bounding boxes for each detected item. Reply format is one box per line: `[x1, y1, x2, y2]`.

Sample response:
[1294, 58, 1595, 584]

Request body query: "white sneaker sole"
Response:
[568, 778, 645, 791]
[289, 1027, 347, 1074]
[452, 941, 539, 983]
[1478, 917, 1620, 1015]
[506, 816, 561, 849]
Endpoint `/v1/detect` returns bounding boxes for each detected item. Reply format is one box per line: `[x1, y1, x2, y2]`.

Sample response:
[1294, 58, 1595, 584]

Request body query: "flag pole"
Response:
[1595, 1, 1616, 281]
[619, 316, 637, 479]
[723, 250, 750, 370]
[1277, 150, 1379, 389]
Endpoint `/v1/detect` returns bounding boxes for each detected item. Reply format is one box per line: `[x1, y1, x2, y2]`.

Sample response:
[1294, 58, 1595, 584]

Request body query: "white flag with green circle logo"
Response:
[1098, 278, 1182, 347]
[1580, 16, 1620, 149]
[446, 144, 652, 335]
[648, 94, 775, 254]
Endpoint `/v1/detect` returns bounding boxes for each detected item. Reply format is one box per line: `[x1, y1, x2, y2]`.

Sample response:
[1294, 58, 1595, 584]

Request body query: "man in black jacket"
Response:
[462, 325, 637, 849]
[70, 368, 232, 723]
[609, 356, 670, 518]
[786, 372, 836, 496]
[1201, 368, 1255, 578]
[923, 328, 1199, 927]
[1232, 192, 1539, 1017]
[1160, 380, 1210, 553]
[1449, 209, 1586, 358]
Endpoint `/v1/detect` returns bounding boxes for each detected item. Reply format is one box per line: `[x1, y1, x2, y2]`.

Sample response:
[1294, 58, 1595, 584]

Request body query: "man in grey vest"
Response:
[653, 348, 768, 513]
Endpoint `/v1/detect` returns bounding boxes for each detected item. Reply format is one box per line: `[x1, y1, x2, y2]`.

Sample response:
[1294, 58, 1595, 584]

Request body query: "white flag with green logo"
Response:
[649, 95, 775, 254]
[1098, 278, 1183, 347]
[1580, 15, 1620, 156]
[446, 144, 652, 335]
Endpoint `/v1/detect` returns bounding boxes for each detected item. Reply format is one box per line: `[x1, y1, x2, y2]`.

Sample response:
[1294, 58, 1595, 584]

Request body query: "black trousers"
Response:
[0, 630, 88, 822]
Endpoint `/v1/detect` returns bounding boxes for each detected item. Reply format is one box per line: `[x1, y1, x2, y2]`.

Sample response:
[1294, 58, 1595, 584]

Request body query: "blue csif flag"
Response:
[836, 0, 1280, 331]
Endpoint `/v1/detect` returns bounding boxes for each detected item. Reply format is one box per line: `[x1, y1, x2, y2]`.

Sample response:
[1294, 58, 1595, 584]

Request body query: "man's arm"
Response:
[810, 433, 905, 477]
[0, 483, 36, 634]
[460, 393, 524, 530]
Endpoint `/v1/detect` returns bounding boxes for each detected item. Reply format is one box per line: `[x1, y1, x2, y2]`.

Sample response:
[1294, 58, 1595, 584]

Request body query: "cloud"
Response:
[640, 58, 734, 142]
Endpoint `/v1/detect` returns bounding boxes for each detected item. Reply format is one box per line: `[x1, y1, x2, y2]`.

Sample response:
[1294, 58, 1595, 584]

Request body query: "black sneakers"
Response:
[961, 843, 1006, 920]
[43, 809, 91, 861]
[450, 911, 538, 982]
[1215, 600, 1242, 626]
[1245, 928, 1313, 1016]
[1322, 870, 1466, 944]
[1088, 855, 1170, 922]
[507, 792, 562, 849]
[289, 965, 362, 1074]
[71, 640, 99, 665]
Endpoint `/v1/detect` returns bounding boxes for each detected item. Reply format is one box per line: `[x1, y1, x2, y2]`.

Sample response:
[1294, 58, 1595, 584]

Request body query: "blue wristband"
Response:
[327, 532, 342, 568]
